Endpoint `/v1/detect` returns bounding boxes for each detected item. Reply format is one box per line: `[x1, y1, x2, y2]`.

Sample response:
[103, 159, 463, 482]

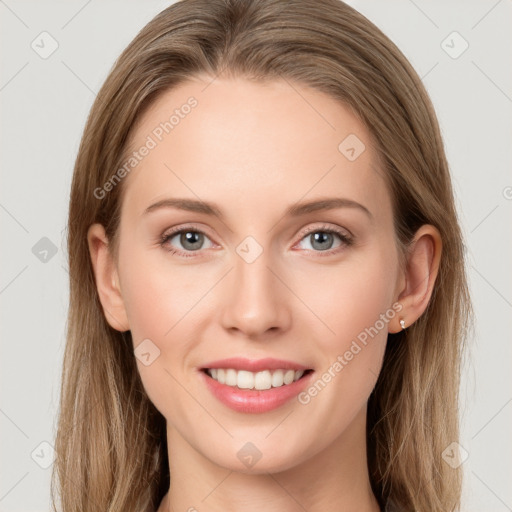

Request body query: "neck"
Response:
[157, 406, 381, 512]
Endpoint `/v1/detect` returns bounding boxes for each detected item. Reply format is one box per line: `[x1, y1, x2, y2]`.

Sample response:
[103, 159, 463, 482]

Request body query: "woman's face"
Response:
[112, 77, 404, 473]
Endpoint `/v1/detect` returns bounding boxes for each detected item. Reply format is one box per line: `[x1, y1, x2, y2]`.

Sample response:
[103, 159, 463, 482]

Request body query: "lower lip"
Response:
[200, 370, 313, 413]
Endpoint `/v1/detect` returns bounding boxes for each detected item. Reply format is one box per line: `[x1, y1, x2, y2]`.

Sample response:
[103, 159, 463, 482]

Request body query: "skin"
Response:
[88, 77, 441, 512]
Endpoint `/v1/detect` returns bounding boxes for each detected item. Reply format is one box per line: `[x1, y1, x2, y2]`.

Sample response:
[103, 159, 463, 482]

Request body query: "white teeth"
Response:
[237, 370, 254, 389]
[206, 368, 307, 390]
[254, 370, 272, 390]
[225, 368, 237, 386]
[283, 369, 295, 385]
[294, 370, 305, 381]
[271, 370, 284, 387]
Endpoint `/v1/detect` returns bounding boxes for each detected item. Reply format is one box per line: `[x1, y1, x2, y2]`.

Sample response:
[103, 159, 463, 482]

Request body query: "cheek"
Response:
[290, 248, 398, 442]
[117, 248, 208, 414]
[298, 244, 398, 370]
[118, 245, 203, 342]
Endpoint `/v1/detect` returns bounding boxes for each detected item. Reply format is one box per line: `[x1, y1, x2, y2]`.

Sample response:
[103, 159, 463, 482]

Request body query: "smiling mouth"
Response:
[201, 368, 314, 391]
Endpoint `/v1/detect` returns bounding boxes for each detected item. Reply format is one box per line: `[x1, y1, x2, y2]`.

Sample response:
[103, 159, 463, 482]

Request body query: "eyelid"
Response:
[160, 223, 218, 252]
[159, 222, 353, 257]
[295, 222, 353, 241]
[161, 222, 214, 240]
[291, 222, 354, 255]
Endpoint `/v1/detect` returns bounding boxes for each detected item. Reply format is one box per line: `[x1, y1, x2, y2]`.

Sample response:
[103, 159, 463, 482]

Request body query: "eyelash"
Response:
[159, 223, 354, 258]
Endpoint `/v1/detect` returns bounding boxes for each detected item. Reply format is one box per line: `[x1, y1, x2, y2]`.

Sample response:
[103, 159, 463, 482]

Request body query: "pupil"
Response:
[182, 231, 203, 250]
[312, 232, 332, 250]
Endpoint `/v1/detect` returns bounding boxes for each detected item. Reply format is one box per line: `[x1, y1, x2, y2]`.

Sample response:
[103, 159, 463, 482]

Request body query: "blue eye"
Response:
[297, 229, 352, 252]
[160, 227, 214, 257]
[160, 224, 353, 258]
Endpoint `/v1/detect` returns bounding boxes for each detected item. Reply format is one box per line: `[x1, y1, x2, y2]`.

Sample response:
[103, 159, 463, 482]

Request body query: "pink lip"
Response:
[199, 367, 314, 414]
[200, 357, 311, 372]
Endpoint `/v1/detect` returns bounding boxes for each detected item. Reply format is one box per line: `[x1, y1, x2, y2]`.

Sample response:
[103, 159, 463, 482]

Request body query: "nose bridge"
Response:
[220, 242, 290, 336]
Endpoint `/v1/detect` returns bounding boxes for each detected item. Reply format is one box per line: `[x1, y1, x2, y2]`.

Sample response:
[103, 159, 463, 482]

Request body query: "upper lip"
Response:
[201, 357, 312, 372]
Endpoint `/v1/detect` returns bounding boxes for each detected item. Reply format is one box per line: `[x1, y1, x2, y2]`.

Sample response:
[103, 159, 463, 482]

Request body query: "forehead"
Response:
[120, 76, 392, 225]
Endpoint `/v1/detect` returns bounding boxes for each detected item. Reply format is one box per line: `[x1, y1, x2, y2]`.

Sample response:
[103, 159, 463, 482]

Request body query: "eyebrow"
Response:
[142, 197, 373, 220]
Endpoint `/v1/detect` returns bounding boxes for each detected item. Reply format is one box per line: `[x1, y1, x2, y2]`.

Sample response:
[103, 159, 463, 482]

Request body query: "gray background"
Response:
[1, 0, 511, 510]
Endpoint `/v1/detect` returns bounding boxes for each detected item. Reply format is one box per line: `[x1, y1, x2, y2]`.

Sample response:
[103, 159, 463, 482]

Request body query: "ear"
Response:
[389, 224, 442, 333]
[87, 223, 130, 332]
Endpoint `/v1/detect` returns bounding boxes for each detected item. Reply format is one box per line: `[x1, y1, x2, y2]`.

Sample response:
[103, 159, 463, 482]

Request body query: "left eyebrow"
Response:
[285, 198, 373, 220]
[142, 197, 373, 221]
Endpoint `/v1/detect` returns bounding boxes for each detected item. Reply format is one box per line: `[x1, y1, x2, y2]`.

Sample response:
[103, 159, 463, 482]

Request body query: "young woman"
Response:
[52, 0, 472, 510]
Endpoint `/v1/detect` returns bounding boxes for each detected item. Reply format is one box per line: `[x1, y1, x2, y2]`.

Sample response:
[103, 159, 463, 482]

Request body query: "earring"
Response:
[399, 319, 406, 330]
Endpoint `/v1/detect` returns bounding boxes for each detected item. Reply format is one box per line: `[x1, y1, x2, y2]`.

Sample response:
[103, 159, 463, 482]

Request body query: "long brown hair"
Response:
[52, 0, 472, 510]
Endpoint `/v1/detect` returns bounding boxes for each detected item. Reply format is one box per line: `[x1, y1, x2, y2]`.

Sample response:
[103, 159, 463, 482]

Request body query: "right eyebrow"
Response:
[142, 198, 224, 219]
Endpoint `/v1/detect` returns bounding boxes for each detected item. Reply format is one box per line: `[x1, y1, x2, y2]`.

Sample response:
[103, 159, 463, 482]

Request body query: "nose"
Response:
[220, 248, 292, 339]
